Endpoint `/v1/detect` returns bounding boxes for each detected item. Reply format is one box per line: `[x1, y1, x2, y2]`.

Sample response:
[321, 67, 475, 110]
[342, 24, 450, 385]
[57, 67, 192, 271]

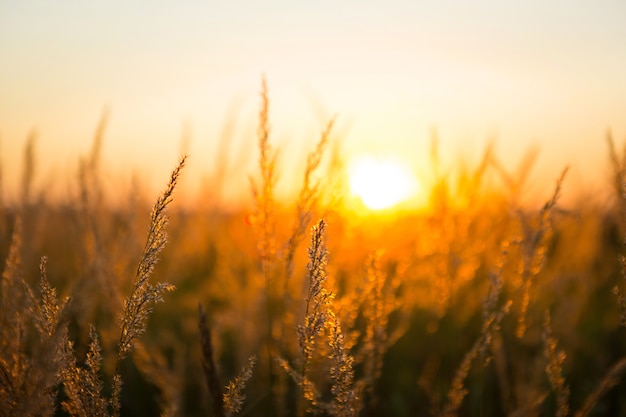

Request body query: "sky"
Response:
[1, 1, 626, 206]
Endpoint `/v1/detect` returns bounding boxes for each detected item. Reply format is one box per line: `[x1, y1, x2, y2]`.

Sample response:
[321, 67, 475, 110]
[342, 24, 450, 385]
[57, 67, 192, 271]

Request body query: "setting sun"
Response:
[348, 156, 419, 210]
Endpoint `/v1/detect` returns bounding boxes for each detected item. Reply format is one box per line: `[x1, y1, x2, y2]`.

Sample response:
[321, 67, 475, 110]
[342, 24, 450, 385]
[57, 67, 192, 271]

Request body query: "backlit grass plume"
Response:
[515, 168, 567, 338]
[1, 223, 71, 416]
[117, 155, 186, 361]
[542, 311, 570, 417]
[277, 218, 333, 415]
[249, 76, 277, 278]
[61, 325, 109, 417]
[284, 117, 334, 283]
[223, 355, 257, 417]
[442, 258, 512, 417]
[299, 219, 332, 377]
[327, 314, 360, 417]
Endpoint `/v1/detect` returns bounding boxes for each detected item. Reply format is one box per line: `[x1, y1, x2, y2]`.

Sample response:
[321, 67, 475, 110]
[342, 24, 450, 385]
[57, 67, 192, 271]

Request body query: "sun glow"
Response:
[348, 156, 419, 210]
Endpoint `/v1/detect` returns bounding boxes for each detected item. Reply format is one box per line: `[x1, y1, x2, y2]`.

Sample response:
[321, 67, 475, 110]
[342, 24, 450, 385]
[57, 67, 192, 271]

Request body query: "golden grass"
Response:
[2, 80, 626, 416]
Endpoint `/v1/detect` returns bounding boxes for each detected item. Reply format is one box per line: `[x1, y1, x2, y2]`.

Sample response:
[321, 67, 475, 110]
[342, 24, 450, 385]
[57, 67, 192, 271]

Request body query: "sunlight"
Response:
[348, 155, 419, 210]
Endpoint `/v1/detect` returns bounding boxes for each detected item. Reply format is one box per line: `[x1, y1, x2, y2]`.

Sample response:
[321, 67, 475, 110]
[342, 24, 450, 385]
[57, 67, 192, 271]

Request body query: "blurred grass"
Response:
[2, 97, 626, 416]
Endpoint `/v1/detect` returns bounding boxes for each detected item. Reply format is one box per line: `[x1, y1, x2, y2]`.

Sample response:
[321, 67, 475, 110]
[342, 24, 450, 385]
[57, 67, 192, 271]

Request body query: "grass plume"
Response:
[117, 155, 186, 361]
[224, 355, 257, 417]
[542, 311, 570, 417]
[442, 259, 512, 417]
[515, 167, 568, 338]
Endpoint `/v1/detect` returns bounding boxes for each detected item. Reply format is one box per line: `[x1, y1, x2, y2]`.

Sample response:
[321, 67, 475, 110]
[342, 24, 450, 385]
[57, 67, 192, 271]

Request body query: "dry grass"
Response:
[2, 80, 626, 417]
[0, 154, 186, 417]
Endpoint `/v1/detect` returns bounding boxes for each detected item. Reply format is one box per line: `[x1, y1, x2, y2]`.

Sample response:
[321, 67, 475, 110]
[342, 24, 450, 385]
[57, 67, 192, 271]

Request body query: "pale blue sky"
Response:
[2, 1, 625, 203]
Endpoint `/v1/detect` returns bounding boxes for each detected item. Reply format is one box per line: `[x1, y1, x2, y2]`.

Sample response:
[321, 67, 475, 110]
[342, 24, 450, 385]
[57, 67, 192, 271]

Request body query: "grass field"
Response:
[2, 83, 626, 417]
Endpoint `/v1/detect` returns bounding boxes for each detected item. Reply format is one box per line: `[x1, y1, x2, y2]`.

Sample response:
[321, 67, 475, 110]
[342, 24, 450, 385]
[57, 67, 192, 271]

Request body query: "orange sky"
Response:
[1, 1, 626, 207]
